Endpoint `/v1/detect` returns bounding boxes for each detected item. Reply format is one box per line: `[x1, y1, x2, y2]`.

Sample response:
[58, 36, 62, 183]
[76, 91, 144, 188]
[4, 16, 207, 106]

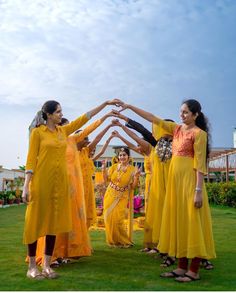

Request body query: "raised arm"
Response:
[112, 120, 151, 156]
[73, 111, 114, 143]
[109, 111, 156, 147]
[88, 123, 112, 154]
[125, 118, 157, 147]
[112, 102, 161, 124]
[111, 130, 142, 155]
[88, 99, 123, 119]
[93, 135, 113, 161]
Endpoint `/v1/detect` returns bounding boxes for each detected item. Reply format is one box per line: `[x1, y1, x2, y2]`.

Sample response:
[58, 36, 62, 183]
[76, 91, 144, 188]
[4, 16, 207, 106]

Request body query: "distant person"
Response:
[102, 147, 141, 247]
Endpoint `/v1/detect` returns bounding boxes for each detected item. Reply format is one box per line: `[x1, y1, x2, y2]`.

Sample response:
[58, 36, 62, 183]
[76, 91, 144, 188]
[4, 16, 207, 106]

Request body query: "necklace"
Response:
[116, 163, 129, 183]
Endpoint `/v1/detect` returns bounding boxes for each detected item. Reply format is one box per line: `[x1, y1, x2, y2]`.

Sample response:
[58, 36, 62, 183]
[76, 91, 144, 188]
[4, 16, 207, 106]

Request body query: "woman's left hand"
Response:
[194, 191, 203, 208]
[106, 99, 124, 107]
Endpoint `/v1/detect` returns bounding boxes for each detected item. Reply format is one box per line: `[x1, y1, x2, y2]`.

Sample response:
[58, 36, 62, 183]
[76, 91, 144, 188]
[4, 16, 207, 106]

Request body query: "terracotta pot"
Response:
[15, 198, 21, 204]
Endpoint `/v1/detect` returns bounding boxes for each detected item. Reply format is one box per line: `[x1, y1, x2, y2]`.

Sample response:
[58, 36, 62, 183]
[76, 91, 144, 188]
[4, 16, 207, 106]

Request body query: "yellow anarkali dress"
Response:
[157, 121, 216, 259]
[52, 134, 92, 259]
[103, 163, 135, 247]
[23, 114, 89, 245]
[143, 123, 172, 248]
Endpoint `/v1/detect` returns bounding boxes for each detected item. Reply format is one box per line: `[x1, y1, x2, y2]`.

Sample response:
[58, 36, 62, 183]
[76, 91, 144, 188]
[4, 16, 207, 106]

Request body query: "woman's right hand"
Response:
[106, 99, 124, 107]
[111, 110, 128, 121]
[111, 119, 122, 127]
[111, 130, 120, 138]
[22, 185, 30, 204]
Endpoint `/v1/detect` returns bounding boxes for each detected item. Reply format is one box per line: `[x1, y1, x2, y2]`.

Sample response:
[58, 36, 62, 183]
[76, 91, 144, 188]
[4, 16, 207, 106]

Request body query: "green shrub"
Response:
[206, 182, 236, 207]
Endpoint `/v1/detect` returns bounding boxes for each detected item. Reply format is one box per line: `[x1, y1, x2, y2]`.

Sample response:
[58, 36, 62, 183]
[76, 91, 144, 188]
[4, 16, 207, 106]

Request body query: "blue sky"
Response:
[0, 0, 235, 169]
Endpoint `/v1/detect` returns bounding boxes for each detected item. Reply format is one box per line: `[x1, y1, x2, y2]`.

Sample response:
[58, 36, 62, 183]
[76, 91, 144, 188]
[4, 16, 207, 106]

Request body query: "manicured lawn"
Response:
[0, 204, 235, 291]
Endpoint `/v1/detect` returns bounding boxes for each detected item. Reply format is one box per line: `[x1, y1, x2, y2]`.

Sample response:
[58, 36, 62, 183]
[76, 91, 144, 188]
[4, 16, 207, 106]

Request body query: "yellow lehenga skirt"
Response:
[103, 164, 135, 247]
[158, 156, 216, 259]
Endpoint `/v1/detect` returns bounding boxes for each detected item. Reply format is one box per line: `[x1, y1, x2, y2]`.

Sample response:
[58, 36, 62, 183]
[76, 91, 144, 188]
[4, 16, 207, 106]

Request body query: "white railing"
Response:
[209, 150, 236, 169]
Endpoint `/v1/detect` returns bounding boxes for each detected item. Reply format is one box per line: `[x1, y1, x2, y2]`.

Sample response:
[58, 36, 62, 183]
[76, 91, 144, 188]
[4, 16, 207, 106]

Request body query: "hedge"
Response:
[205, 182, 236, 207]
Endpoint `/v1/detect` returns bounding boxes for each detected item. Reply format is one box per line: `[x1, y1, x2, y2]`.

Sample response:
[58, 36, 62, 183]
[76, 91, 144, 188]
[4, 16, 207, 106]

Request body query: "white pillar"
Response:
[234, 128, 236, 148]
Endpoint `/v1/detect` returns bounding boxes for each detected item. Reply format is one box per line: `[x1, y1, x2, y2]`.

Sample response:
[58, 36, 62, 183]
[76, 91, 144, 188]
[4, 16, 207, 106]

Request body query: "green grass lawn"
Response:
[0, 204, 235, 291]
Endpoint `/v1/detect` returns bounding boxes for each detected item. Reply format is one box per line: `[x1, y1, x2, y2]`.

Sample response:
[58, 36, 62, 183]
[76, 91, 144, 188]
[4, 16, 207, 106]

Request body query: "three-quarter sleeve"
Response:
[73, 119, 102, 143]
[152, 119, 177, 140]
[63, 113, 90, 136]
[25, 128, 40, 173]
[193, 130, 207, 174]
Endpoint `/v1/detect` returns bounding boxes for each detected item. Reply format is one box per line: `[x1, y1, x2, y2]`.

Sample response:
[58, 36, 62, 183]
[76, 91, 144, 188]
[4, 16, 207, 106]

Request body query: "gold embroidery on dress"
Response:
[172, 126, 197, 158]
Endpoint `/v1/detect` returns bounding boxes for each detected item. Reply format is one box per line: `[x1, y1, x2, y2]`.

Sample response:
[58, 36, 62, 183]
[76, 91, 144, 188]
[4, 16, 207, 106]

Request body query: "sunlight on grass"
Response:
[0, 205, 235, 291]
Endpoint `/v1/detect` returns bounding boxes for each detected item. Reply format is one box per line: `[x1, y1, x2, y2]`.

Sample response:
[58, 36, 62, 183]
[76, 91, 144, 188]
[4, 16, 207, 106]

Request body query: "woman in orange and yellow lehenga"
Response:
[117, 99, 216, 282]
[102, 147, 141, 247]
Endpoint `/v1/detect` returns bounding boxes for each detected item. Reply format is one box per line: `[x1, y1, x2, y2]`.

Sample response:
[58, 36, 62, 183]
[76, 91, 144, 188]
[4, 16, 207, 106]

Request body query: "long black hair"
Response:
[182, 99, 211, 159]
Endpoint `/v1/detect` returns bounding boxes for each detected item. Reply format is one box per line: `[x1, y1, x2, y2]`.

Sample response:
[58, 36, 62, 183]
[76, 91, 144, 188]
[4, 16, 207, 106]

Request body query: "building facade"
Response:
[0, 166, 25, 192]
[93, 144, 145, 171]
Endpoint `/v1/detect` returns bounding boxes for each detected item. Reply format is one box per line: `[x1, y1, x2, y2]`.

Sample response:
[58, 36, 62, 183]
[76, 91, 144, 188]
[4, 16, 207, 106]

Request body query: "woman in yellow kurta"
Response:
[102, 147, 141, 247]
[22, 99, 121, 279]
[116, 99, 216, 282]
[33, 114, 114, 265]
[77, 120, 115, 229]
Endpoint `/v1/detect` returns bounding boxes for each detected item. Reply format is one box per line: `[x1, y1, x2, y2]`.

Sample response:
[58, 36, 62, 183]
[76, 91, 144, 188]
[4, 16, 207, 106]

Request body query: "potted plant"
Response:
[0, 193, 4, 206]
[7, 193, 16, 204]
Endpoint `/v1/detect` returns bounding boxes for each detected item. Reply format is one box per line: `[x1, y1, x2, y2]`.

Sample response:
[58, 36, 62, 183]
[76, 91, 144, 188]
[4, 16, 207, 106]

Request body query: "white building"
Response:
[234, 128, 236, 148]
[93, 144, 145, 170]
[0, 166, 25, 192]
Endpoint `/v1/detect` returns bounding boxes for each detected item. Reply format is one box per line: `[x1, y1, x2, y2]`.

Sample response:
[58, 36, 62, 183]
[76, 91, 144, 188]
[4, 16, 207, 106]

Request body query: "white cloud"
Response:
[0, 0, 236, 167]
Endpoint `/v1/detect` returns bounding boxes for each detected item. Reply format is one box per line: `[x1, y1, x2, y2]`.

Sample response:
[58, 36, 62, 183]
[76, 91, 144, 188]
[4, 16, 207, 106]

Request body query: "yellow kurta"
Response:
[23, 113, 89, 244]
[79, 147, 97, 228]
[31, 121, 105, 264]
[143, 122, 173, 247]
[103, 163, 135, 247]
[143, 154, 152, 213]
[157, 123, 216, 259]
